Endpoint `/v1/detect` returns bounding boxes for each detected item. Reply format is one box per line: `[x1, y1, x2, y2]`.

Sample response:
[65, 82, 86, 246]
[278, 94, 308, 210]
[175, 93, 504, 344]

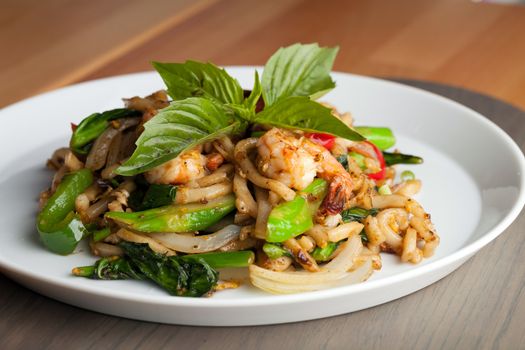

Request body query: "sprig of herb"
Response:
[116, 43, 363, 176]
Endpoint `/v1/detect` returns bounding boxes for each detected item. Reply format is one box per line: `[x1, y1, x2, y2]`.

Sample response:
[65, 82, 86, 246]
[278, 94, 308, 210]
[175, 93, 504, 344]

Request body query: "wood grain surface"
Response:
[1, 1, 525, 349]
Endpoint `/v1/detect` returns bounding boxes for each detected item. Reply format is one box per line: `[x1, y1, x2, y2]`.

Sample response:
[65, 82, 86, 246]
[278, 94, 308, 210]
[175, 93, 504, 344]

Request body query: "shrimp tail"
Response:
[319, 176, 353, 216]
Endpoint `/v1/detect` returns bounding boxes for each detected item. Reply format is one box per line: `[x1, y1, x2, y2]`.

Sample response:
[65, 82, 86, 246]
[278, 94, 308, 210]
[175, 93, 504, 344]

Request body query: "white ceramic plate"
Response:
[0, 68, 524, 326]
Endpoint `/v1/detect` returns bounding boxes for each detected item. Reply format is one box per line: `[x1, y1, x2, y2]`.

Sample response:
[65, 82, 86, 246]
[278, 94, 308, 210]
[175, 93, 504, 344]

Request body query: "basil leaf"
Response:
[152, 61, 244, 105]
[253, 97, 364, 141]
[116, 98, 242, 176]
[262, 43, 338, 106]
[70, 108, 140, 155]
[243, 71, 262, 113]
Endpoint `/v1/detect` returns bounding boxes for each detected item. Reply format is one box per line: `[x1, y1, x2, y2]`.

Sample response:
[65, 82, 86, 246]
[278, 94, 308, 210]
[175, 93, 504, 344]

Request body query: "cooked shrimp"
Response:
[144, 147, 208, 185]
[257, 128, 353, 215]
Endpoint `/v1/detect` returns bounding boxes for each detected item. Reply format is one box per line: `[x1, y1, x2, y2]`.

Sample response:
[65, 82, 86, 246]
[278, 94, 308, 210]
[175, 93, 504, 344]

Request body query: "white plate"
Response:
[0, 68, 524, 326]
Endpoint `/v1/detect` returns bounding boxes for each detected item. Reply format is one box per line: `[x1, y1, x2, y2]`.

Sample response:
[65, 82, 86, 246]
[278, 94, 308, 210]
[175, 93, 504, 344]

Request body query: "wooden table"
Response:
[2, 1, 525, 349]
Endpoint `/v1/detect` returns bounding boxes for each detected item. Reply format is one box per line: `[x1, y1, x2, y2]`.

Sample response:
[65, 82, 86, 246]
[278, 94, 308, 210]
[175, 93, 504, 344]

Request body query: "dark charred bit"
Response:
[296, 250, 311, 266]
[319, 178, 349, 216]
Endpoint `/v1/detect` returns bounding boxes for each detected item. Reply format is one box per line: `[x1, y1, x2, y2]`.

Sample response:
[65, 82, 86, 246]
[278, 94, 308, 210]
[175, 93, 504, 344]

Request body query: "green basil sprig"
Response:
[116, 43, 362, 176]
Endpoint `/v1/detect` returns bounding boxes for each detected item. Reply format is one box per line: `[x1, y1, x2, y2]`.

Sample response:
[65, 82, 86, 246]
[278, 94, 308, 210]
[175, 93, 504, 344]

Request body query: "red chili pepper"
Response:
[305, 133, 336, 150]
[365, 141, 386, 180]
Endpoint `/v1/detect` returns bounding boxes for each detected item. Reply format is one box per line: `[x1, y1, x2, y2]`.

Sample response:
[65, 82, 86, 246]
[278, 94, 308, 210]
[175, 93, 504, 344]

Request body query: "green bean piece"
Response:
[105, 194, 236, 233]
[180, 251, 255, 268]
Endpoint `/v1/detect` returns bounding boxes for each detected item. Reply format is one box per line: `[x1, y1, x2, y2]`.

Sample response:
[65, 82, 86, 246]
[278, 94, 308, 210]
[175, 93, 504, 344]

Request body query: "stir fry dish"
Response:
[36, 43, 439, 297]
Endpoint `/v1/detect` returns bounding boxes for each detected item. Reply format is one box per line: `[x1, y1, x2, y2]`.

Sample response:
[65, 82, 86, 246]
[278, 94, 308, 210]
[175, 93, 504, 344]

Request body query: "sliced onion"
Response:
[148, 224, 240, 253]
[248, 235, 372, 294]
[322, 235, 363, 272]
[250, 258, 373, 294]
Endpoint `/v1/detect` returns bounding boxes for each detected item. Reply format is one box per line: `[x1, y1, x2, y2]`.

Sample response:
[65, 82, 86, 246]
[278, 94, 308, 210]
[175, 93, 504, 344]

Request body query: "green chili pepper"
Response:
[105, 194, 236, 233]
[37, 169, 93, 255]
[354, 126, 396, 150]
[266, 178, 328, 243]
[311, 241, 339, 262]
[70, 108, 141, 155]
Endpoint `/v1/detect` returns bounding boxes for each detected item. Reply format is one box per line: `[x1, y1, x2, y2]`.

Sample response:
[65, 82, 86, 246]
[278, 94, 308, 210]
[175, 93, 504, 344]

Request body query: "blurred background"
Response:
[2, 0, 525, 109]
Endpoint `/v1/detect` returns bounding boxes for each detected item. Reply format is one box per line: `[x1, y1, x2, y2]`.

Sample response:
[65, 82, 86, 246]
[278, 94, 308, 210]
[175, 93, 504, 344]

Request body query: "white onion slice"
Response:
[248, 235, 373, 294]
[148, 224, 240, 253]
[250, 258, 373, 294]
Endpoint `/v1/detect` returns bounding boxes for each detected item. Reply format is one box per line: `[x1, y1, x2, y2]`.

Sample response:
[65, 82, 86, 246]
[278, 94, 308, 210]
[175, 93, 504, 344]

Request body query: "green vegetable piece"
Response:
[105, 194, 236, 233]
[262, 43, 339, 106]
[401, 170, 416, 181]
[121, 242, 218, 297]
[348, 151, 366, 169]
[140, 184, 177, 210]
[383, 151, 423, 166]
[92, 227, 111, 242]
[116, 97, 242, 176]
[253, 96, 364, 141]
[152, 60, 244, 105]
[70, 109, 140, 155]
[37, 169, 93, 255]
[266, 179, 328, 243]
[354, 126, 396, 150]
[311, 242, 339, 262]
[180, 251, 255, 269]
[262, 243, 291, 259]
[341, 207, 379, 223]
[73, 256, 145, 280]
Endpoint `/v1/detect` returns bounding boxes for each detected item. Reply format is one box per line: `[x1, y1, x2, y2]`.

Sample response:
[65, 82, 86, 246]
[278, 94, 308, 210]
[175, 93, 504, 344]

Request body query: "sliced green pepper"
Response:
[37, 169, 93, 255]
[266, 178, 328, 243]
[105, 194, 236, 233]
[70, 108, 140, 155]
[354, 126, 396, 150]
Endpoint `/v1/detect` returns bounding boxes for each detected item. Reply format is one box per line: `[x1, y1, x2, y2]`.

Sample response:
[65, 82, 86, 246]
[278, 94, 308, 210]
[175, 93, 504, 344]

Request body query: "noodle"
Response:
[233, 170, 258, 217]
[234, 138, 295, 201]
[254, 187, 271, 239]
[175, 182, 232, 204]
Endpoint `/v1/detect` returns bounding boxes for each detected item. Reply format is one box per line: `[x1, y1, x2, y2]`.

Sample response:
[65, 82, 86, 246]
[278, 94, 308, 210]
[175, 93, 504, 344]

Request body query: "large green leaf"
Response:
[152, 61, 244, 105]
[262, 43, 338, 106]
[253, 97, 364, 141]
[116, 98, 241, 176]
